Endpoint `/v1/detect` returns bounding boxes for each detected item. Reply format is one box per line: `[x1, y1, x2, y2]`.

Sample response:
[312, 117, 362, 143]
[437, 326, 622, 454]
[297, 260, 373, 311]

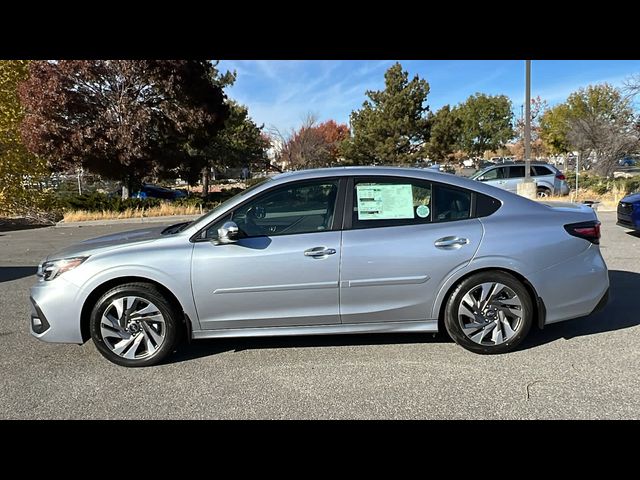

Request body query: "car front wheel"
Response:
[444, 271, 533, 354]
[89, 282, 180, 367]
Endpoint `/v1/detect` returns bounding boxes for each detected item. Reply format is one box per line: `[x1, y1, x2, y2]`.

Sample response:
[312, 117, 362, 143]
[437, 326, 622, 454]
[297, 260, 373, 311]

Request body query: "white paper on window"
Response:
[356, 184, 414, 220]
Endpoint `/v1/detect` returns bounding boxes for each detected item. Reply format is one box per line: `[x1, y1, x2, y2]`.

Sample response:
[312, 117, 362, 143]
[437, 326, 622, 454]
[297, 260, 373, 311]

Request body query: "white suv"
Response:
[471, 162, 570, 197]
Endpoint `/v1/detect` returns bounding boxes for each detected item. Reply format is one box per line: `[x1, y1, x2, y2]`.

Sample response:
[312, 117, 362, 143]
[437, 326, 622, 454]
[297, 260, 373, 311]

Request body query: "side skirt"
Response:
[192, 320, 438, 340]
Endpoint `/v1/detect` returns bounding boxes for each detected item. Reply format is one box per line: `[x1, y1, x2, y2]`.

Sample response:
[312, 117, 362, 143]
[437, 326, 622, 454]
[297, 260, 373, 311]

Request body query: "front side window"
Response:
[480, 168, 504, 180]
[208, 180, 340, 238]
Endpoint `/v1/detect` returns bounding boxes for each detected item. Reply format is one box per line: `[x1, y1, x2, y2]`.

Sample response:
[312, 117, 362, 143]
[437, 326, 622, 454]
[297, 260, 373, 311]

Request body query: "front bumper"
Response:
[29, 277, 85, 344]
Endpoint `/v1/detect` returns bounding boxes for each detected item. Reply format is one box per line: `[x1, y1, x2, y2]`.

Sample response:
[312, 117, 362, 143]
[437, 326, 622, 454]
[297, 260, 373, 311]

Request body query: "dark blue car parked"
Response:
[617, 193, 640, 231]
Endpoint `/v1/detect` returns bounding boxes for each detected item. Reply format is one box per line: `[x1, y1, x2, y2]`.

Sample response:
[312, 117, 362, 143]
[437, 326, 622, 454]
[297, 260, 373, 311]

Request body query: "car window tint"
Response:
[228, 180, 339, 238]
[433, 185, 472, 222]
[532, 166, 552, 176]
[507, 166, 525, 178]
[352, 178, 432, 229]
[482, 168, 503, 180]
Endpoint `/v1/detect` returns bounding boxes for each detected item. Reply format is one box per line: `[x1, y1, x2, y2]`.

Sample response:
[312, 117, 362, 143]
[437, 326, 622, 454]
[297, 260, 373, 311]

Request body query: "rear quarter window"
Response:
[532, 166, 554, 176]
[475, 192, 502, 217]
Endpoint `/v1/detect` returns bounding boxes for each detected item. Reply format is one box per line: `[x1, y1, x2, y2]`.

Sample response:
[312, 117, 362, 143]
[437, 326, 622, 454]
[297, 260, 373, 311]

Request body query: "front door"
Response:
[339, 176, 483, 324]
[191, 179, 344, 330]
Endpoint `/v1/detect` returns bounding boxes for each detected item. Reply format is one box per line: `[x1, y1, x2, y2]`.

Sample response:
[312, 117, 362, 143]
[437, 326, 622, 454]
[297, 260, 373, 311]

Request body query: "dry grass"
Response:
[63, 203, 204, 222]
[536, 186, 628, 211]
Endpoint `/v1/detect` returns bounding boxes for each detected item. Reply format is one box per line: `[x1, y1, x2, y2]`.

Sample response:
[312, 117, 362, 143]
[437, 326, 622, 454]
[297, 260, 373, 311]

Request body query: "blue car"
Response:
[133, 184, 187, 200]
[619, 157, 637, 167]
[617, 193, 640, 231]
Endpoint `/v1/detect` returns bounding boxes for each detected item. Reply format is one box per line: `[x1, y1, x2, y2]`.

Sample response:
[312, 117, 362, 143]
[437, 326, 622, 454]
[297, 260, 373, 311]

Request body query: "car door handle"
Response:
[434, 237, 469, 249]
[304, 247, 336, 257]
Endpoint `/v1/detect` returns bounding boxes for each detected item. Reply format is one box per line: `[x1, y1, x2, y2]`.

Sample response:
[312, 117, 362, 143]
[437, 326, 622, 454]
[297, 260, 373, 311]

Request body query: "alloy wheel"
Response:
[100, 296, 166, 360]
[457, 282, 524, 346]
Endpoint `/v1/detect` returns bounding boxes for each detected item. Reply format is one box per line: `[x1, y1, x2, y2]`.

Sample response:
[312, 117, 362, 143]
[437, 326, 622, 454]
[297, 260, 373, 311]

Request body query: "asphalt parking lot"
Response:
[1, 211, 639, 419]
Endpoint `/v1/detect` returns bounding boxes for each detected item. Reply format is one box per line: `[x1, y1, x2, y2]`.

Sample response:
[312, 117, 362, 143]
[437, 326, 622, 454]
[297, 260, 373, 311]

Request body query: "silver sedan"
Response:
[30, 167, 609, 367]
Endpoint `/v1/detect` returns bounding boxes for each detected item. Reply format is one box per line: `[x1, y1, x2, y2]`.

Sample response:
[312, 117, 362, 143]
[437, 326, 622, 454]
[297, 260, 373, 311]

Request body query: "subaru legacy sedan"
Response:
[30, 167, 609, 367]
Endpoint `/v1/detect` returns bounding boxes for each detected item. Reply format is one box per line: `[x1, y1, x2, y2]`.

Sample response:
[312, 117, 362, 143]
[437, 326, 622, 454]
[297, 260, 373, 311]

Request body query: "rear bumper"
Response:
[528, 245, 609, 325]
[590, 287, 609, 315]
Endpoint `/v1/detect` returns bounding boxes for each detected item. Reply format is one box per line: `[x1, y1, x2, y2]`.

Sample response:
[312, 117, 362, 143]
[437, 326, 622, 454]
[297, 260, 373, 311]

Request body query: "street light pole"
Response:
[524, 60, 531, 180]
[516, 60, 536, 199]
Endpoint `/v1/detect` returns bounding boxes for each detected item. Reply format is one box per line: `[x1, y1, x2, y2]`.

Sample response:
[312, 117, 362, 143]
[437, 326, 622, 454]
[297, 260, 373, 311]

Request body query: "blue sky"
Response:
[217, 60, 640, 132]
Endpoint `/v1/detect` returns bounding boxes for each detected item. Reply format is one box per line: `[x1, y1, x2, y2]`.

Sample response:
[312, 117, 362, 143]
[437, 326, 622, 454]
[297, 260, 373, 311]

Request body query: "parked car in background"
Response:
[470, 162, 569, 197]
[133, 184, 187, 200]
[617, 192, 640, 231]
[30, 166, 608, 366]
[618, 157, 637, 167]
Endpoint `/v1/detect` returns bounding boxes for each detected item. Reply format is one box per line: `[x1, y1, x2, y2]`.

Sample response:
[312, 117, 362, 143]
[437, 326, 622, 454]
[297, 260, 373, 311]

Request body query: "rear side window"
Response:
[433, 185, 471, 222]
[352, 178, 432, 229]
[507, 166, 525, 178]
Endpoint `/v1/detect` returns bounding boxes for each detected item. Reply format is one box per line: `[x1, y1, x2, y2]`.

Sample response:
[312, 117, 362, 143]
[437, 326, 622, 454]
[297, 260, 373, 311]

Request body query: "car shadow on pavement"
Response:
[167, 269, 638, 364]
[0, 266, 38, 283]
[168, 332, 447, 365]
[520, 269, 640, 350]
[625, 231, 640, 238]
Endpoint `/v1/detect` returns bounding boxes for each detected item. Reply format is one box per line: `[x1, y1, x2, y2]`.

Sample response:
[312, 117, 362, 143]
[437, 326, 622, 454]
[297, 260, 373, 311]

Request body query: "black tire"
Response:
[536, 187, 551, 198]
[444, 271, 533, 354]
[89, 282, 181, 367]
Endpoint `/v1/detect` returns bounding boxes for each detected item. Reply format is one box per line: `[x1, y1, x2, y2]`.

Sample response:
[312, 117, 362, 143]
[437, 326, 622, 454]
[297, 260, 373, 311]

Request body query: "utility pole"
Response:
[517, 60, 536, 199]
[524, 60, 531, 180]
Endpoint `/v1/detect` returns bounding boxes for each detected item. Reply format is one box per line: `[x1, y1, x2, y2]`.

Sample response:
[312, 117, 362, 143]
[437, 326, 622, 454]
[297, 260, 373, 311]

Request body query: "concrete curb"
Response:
[56, 215, 200, 228]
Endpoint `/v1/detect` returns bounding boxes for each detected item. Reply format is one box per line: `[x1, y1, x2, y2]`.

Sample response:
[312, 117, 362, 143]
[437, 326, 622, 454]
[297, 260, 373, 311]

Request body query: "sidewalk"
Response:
[56, 214, 200, 228]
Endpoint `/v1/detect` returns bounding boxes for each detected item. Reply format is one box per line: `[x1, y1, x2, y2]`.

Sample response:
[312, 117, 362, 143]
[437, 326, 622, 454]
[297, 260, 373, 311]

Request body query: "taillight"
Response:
[564, 221, 601, 244]
[556, 173, 566, 181]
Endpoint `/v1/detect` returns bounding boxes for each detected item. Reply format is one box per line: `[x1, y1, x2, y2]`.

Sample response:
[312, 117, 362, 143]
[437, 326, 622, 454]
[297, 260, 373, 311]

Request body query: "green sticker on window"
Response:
[416, 205, 430, 218]
[356, 184, 415, 220]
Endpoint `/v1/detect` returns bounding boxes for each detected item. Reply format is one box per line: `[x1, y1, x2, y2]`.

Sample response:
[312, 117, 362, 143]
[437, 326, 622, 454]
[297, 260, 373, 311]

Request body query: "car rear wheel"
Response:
[89, 282, 180, 367]
[444, 271, 533, 354]
[536, 187, 551, 198]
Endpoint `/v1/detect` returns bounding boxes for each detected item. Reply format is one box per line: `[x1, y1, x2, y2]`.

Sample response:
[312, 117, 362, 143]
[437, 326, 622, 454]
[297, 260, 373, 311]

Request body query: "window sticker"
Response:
[416, 205, 430, 218]
[356, 184, 415, 220]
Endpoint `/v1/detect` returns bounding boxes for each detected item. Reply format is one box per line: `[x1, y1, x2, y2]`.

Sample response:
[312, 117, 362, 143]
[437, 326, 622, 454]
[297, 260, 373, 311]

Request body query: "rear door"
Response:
[505, 165, 525, 192]
[339, 176, 484, 324]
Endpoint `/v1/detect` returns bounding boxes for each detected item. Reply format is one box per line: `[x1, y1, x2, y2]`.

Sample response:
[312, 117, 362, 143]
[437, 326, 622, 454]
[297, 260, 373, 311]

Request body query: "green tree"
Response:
[540, 84, 638, 175]
[197, 100, 270, 193]
[341, 62, 431, 165]
[0, 60, 50, 216]
[540, 103, 571, 154]
[426, 105, 462, 162]
[456, 93, 514, 158]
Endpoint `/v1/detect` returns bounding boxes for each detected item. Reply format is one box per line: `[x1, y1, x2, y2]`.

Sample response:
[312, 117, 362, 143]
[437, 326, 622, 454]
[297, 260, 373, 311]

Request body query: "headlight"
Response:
[38, 256, 89, 281]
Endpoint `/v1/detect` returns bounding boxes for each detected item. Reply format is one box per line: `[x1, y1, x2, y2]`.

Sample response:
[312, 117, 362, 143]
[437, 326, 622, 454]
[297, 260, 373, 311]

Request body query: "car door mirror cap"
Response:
[216, 221, 239, 244]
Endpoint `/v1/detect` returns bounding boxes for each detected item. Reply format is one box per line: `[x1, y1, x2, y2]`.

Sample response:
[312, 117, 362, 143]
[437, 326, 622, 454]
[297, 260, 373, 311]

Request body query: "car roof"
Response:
[481, 162, 555, 167]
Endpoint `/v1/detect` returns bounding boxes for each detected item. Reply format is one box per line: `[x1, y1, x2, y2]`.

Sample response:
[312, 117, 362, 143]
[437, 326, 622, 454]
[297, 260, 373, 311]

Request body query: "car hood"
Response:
[45, 225, 169, 261]
[621, 192, 640, 204]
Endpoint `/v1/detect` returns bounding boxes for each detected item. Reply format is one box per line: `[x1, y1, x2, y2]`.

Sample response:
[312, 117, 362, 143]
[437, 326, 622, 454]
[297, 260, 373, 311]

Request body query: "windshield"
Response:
[178, 177, 273, 230]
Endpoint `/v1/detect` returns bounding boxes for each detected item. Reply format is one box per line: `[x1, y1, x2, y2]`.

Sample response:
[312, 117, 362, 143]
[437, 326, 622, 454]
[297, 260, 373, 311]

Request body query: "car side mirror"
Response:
[477, 176, 486, 181]
[216, 221, 239, 244]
